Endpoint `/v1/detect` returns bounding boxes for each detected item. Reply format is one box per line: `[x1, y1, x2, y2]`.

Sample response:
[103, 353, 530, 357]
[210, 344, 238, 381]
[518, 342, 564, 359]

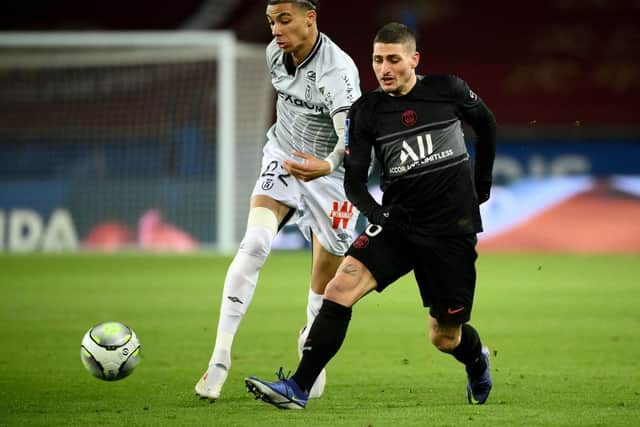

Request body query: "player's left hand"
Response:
[475, 180, 492, 204]
[283, 151, 332, 182]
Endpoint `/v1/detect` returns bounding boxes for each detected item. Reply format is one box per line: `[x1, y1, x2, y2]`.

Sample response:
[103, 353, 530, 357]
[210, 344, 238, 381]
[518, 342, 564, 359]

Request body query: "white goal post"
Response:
[0, 31, 273, 254]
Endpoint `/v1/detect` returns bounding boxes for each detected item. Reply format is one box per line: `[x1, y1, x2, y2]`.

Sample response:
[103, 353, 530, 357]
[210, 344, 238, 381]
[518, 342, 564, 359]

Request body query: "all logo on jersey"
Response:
[329, 201, 354, 229]
[390, 132, 456, 175]
[401, 110, 417, 127]
[400, 134, 434, 164]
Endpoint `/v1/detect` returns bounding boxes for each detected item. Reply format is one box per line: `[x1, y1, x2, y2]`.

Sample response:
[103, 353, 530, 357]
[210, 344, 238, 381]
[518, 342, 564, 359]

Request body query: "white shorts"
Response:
[251, 140, 358, 256]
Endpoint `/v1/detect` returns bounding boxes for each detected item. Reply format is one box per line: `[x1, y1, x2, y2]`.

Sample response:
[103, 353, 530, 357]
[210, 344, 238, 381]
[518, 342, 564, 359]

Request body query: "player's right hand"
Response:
[284, 151, 332, 181]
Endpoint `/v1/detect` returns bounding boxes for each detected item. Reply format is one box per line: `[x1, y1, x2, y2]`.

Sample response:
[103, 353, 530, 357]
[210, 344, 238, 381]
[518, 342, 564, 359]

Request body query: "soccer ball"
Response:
[80, 321, 141, 381]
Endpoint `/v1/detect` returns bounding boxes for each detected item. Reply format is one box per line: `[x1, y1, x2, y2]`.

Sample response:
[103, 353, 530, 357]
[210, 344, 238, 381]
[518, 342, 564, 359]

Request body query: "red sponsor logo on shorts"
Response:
[447, 306, 465, 315]
[330, 201, 354, 229]
[353, 235, 369, 248]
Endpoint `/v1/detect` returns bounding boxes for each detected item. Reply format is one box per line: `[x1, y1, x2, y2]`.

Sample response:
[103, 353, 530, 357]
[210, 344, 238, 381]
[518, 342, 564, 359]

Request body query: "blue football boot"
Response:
[245, 368, 308, 410]
[467, 347, 492, 404]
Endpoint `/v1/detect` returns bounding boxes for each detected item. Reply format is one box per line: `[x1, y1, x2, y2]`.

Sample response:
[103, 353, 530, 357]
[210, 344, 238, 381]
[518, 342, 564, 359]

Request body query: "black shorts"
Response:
[346, 224, 478, 324]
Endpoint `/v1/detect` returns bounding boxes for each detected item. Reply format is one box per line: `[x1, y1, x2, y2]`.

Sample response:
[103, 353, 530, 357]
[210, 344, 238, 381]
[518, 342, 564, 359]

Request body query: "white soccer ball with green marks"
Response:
[80, 321, 141, 381]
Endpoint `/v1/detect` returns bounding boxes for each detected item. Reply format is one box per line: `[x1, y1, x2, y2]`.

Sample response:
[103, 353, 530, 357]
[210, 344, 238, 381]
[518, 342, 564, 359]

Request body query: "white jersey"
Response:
[266, 33, 361, 177]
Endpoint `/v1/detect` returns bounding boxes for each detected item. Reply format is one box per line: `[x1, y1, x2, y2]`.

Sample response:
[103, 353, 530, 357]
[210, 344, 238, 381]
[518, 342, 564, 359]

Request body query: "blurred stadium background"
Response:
[1, 0, 639, 254]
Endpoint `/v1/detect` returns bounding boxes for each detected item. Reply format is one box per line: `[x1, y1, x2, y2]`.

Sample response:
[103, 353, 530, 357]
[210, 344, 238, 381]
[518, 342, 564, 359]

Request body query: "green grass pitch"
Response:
[1, 252, 639, 426]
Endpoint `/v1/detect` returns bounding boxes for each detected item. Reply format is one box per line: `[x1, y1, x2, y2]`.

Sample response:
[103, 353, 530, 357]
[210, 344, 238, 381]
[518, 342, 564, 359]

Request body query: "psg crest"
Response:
[401, 110, 417, 127]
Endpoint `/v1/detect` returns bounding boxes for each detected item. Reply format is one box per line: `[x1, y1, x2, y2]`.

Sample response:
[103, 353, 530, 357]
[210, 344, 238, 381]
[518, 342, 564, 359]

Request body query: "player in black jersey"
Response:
[245, 22, 496, 409]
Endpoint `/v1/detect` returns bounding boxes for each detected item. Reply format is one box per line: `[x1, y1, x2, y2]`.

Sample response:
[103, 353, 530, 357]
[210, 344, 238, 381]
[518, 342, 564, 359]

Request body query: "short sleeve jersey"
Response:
[266, 33, 361, 176]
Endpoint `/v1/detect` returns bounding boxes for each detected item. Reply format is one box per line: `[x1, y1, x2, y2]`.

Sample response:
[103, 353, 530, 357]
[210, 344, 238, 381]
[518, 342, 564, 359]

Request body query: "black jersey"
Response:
[344, 74, 497, 236]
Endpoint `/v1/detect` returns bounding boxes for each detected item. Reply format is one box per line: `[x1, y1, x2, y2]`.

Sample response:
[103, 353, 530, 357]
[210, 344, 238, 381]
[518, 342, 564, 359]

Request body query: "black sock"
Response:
[291, 299, 352, 392]
[451, 323, 486, 377]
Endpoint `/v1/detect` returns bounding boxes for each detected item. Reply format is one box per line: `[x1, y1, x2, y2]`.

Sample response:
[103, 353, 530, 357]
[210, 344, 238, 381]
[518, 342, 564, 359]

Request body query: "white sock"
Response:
[209, 333, 233, 369]
[306, 288, 323, 330]
[210, 223, 275, 368]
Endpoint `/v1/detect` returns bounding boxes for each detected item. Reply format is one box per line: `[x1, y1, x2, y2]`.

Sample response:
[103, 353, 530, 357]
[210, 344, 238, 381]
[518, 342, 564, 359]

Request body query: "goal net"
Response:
[0, 32, 273, 253]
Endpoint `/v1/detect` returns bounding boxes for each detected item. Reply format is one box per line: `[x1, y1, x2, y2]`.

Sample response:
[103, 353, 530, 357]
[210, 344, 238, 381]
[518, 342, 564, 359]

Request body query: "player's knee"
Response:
[429, 330, 459, 353]
[238, 227, 273, 258]
[324, 259, 373, 307]
[238, 207, 278, 257]
[324, 273, 358, 306]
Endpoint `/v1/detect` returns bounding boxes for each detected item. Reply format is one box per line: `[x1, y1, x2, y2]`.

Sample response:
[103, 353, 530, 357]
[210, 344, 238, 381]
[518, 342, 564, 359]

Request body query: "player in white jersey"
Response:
[195, 0, 361, 402]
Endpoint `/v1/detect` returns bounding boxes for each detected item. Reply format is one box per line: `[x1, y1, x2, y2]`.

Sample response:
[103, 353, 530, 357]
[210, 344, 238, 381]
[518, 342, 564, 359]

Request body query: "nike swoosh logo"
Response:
[447, 306, 465, 314]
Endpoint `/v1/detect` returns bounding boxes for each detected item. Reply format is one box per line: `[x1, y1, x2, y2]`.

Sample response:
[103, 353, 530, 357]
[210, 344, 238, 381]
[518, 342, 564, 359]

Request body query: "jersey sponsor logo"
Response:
[400, 134, 433, 164]
[469, 89, 478, 101]
[390, 149, 454, 174]
[329, 200, 354, 229]
[401, 110, 417, 127]
[305, 85, 312, 102]
[390, 133, 455, 175]
[277, 91, 325, 113]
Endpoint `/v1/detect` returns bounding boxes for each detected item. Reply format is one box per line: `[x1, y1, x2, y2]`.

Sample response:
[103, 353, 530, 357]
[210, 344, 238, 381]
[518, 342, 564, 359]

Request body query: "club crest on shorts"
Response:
[353, 235, 369, 248]
[262, 179, 274, 190]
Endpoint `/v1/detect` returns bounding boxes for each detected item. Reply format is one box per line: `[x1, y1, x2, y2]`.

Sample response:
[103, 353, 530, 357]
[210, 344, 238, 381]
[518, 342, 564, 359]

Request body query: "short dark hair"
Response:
[374, 22, 416, 51]
[267, 0, 319, 11]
